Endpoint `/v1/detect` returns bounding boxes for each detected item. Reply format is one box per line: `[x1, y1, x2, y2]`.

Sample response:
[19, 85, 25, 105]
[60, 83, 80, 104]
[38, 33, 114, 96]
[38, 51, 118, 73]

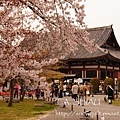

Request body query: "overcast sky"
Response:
[84, 0, 120, 45]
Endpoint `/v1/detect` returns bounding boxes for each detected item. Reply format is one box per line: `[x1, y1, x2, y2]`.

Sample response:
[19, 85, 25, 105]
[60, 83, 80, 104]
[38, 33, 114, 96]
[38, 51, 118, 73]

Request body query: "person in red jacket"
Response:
[14, 83, 19, 98]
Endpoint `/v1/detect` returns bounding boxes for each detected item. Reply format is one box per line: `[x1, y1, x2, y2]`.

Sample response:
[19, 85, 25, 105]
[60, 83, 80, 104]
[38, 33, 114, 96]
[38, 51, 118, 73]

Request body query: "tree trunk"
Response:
[20, 85, 25, 101]
[7, 79, 15, 107]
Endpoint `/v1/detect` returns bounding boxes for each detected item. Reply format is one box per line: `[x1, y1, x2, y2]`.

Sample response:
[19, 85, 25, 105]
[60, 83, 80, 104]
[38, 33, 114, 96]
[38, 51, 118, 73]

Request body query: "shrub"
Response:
[104, 78, 114, 94]
[90, 78, 100, 94]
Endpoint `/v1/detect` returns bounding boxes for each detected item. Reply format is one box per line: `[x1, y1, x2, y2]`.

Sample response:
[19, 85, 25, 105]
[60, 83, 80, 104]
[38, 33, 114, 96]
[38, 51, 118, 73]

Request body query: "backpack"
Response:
[79, 85, 85, 94]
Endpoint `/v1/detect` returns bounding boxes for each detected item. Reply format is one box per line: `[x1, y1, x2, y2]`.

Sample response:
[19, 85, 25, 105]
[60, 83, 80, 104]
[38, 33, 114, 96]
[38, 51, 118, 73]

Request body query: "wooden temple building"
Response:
[59, 25, 120, 82]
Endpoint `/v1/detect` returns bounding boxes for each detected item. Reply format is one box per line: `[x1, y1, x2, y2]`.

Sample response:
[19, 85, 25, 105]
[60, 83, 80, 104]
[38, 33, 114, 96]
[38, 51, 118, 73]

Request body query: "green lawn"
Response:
[112, 100, 120, 106]
[0, 99, 57, 120]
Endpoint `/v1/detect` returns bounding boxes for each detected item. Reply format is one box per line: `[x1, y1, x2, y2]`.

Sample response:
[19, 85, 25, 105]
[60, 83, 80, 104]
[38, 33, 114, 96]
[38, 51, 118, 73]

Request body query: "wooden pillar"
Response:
[106, 59, 108, 77]
[98, 63, 101, 80]
[69, 63, 71, 74]
[83, 65, 85, 78]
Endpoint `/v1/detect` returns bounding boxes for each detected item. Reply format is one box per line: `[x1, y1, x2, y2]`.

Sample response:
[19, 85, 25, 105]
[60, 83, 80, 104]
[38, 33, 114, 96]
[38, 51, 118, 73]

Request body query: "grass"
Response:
[112, 100, 120, 106]
[105, 99, 120, 106]
[0, 99, 57, 120]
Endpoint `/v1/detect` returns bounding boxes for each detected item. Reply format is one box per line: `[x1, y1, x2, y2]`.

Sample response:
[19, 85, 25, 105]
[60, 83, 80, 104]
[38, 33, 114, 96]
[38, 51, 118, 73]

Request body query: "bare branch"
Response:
[19, 0, 46, 20]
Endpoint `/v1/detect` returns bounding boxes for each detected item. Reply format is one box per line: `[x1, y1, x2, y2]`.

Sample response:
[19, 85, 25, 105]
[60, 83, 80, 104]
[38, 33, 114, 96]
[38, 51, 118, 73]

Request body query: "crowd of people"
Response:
[50, 81, 114, 106]
[0, 80, 105, 103]
[51, 81, 94, 103]
[50, 81, 97, 105]
[0, 81, 51, 100]
[71, 82, 93, 105]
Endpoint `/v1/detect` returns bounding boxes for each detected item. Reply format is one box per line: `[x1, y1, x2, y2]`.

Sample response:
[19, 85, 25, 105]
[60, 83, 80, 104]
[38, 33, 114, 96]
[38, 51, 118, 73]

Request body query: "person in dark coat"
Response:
[59, 83, 63, 98]
[106, 84, 114, 104]
[35, 86, 40, 100]
[54, 84, 59, 97]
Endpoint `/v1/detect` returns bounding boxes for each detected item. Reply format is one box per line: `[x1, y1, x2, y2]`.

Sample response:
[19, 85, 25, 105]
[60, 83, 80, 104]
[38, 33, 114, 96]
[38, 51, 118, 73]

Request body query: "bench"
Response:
[0, 92, 10, 100]
[0, 91, 35, 102]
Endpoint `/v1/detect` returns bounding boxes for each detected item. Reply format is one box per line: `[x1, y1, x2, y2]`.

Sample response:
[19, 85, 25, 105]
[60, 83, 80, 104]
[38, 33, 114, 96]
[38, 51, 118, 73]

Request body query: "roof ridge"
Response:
[86, 25, 113, 31]
[97, 45, 109, 54]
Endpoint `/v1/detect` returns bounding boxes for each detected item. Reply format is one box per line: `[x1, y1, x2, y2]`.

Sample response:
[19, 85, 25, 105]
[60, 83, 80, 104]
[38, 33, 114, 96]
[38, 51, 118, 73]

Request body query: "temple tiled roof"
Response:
[67, 45, 108, 60]
[86, 25, 112, 46]
[67, 25, 120, 60]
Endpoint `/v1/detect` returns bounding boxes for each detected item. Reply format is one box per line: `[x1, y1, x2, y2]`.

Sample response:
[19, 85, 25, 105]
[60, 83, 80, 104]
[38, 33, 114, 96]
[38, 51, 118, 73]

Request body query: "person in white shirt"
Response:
[63, 84, 67, 97]
[72, 82, 79, 101]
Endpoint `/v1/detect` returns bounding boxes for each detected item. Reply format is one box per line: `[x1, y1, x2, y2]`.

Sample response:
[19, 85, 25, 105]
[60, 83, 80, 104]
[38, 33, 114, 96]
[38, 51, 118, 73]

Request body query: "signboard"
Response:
[74, 78, 83, 84]
[54, 80, 59, 83]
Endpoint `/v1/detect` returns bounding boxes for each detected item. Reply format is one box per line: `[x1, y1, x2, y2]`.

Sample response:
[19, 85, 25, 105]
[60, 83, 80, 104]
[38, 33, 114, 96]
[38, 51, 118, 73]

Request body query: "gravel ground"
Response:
[1, 94, 120, 120]
[31, 95, 120, 120]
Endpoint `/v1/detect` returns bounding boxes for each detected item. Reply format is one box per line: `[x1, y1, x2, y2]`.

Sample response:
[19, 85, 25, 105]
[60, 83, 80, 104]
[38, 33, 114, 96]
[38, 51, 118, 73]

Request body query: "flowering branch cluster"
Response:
[0, 0, 96, 87]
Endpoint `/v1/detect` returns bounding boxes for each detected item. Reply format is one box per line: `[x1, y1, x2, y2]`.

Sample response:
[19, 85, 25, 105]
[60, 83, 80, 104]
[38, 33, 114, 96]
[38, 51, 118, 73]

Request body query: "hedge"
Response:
[90, 78, 100, 94]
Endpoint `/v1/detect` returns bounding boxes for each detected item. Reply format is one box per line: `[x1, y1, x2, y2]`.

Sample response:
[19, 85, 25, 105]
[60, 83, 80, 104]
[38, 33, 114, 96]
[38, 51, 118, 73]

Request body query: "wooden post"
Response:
[71, 104, 73, 111]
[83, 109, 86, 117]
[96, 112, 99, 120]
[63, 102, 66, 108]
[51, 97, 52, 102]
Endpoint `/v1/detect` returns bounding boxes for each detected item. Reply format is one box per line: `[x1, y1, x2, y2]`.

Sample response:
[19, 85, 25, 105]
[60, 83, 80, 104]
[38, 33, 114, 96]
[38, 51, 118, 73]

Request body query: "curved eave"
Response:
[67, 54, 108, 61]
[106, 53, 120, 62]
[65, 53, 120, 63]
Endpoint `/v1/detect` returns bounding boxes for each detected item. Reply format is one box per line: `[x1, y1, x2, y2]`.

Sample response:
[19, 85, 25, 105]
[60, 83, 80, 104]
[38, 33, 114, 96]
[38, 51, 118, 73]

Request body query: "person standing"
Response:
[54, 84, 59, 97]
[35, 86, 41, 100]
[99, 84, 103, 94]
[72, 82, 79, 101]
[90, 83, 94, 97]
[63, 84, 67, 97]
[26, 84, 33, 99]
[50, 84, 54, 98]
[14, 83, 19, 98]
[59, 82, 63, 98]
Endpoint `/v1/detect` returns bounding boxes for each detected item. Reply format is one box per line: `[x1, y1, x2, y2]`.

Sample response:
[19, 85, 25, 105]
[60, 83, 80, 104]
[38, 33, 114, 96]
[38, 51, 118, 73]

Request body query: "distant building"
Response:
[59, 25, 120, 82]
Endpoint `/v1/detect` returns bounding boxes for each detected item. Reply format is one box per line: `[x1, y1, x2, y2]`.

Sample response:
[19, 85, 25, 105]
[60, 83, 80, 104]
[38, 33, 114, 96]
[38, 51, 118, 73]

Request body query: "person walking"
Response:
[72, 82, 79, 101]
[78, 83, 85, 105]
[85, 82, 90, 101]
[106, 84, 114, 104]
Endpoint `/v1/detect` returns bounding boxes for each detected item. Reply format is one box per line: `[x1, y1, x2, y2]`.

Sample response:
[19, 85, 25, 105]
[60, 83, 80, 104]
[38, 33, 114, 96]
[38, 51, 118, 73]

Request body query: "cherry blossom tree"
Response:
[0, 0, 97, 106]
